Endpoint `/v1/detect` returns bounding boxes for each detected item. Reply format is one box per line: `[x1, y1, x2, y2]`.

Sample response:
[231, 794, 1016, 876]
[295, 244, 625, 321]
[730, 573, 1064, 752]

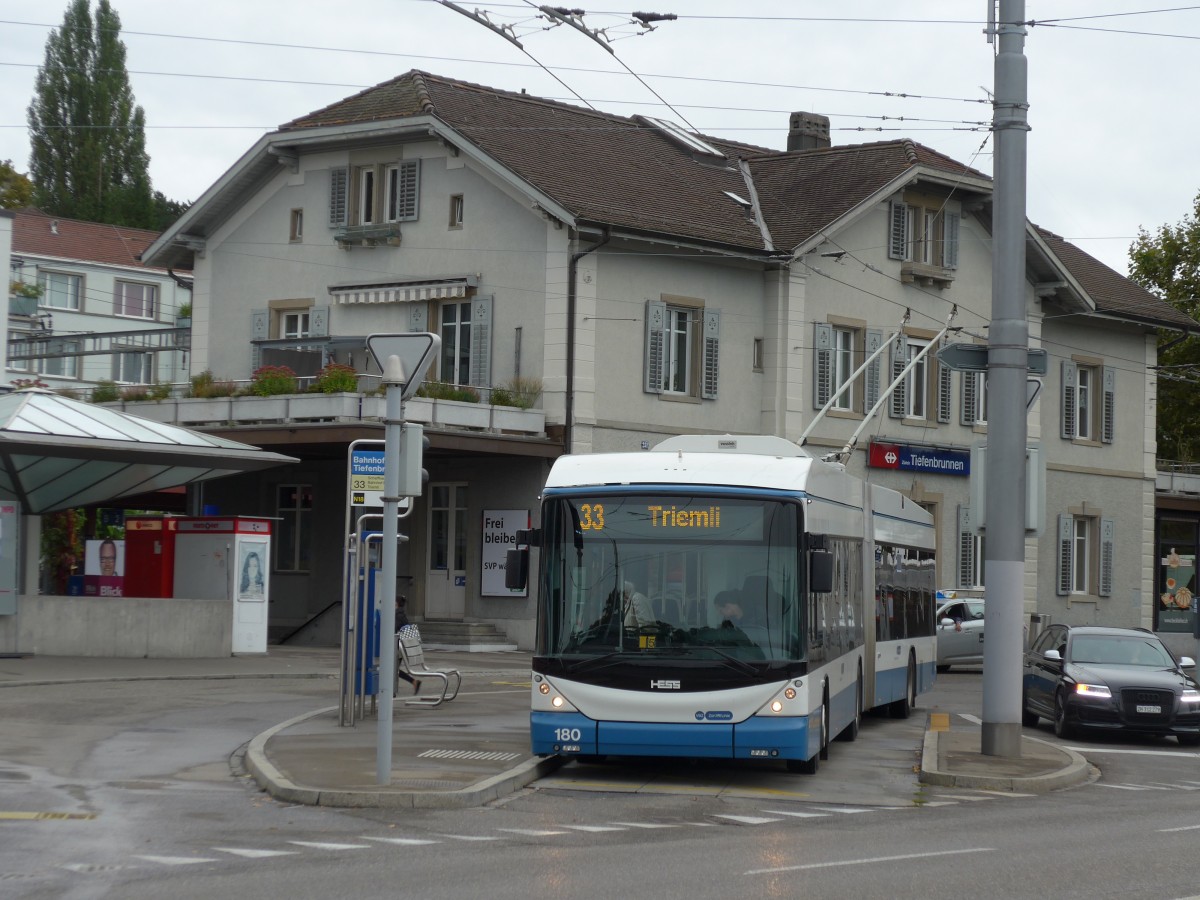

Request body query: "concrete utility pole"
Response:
[982, 0, 1030, 758]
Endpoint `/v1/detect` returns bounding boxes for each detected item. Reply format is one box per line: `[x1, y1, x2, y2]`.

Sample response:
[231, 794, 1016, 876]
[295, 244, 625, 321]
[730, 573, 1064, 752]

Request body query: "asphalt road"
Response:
[2, 668, 1199, 899]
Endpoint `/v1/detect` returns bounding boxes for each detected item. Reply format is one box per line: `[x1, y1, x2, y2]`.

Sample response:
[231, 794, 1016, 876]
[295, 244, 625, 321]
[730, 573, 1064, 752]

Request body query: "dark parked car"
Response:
[1022, 624, 1200, 746]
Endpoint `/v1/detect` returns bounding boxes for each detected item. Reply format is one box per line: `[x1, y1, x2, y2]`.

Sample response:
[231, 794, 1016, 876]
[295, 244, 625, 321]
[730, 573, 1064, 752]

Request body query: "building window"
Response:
[962, 371, 987, 426]
[888, 198, 960, 284]
[112, 350, 152, 384]
[753, 337, 764, 373]
[276, 484, 313, 573]
[644, 298, 720, 400]
[957, 506, 985, 589]
[38, 271, 82, 310]
[385, 160, 420, 222]
[1056, 513, 1114, 597]
[282, 311, 310, 339]
[115, 281, 156, 319]
[289, 209, 303, 242]
[814, 323, 861, 411]
[440, 301, 472, 386]
[357, 166, 376, 225]
[449, 194, 464, 228]
[35, 340, 80, 379]
[890, 336, 929, 420]
[1061, 361, 1114, 443]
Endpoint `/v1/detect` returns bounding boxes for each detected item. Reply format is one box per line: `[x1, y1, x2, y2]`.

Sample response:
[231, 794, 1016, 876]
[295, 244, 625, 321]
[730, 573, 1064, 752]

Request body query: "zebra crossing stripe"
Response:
[967, 789, 1036, 798]
[135, 855, 218, 865]
[436, 834, 499, 841]
[561, 825, 627, 832]
[362, 837, 441, 846]
[809, 806, 873, 814]
[759, 809, 830, 818]
[287, 841, 371, 850]
[712, 815, 784, 825]
[1095, 784, 1151, 791]
[609, 822, 679, 829]
[213, 848, 298, 858]
[496, 828, 567, 836]
[1158, 824, 1200, 833]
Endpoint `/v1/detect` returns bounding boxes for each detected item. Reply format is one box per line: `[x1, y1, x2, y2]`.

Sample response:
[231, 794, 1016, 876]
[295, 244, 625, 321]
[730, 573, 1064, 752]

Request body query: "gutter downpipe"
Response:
[565, 227, 611, 453]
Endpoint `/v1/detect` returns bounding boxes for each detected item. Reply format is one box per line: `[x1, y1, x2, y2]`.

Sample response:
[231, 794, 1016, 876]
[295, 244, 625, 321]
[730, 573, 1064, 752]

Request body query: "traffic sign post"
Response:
[936, 342, 1047, 375]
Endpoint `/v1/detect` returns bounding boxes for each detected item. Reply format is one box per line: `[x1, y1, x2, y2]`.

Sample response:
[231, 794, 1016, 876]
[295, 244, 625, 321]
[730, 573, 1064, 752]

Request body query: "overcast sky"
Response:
[1, 1, 1197, 276]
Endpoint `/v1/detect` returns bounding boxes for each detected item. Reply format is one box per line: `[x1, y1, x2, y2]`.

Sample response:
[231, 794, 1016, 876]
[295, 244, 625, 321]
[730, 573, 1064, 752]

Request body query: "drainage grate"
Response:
[418, 749, 522, 762]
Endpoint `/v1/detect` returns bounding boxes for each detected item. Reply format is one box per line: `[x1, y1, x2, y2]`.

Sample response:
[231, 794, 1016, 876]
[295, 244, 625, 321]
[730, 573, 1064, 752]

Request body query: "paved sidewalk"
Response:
[0, 647, 1094, 807]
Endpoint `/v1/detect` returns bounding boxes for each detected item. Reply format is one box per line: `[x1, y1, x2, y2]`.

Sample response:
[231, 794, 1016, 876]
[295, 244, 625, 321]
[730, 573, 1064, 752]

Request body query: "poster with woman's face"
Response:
[238, 541, 267, 601]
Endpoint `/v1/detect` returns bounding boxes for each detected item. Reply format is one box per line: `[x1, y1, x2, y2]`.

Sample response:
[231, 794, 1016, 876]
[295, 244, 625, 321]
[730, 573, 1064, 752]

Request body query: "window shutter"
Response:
[309, 305, 329, 338]
[937, 338, 952, 423]
[1098, 517, 1115, 597]
[469, 295, 492, 387]
[1060, 360, 1078, 439]
[865, 330, 882, 409]
[250, 308, 269, 371]
[329, 167, 348, 227]
[944, 212, 960, 269]
[395, 159, 421, 221]
[889, 335, 908, 418]
[961, 371, 977, 425]
[813, 322, 833, 409]
[701, 308, 720, 399]
[888, 201, 908, 259]
[644, 300, 666, 394]
[408, 302, 427, 332]
[1101, 366, 1115, 444]
[1056, 514, 1073, 596]
[957, 506, 975, 588]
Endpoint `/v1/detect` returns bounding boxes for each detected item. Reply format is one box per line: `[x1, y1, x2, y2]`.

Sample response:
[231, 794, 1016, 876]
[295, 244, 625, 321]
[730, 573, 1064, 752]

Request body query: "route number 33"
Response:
[578, 503, 605, 531]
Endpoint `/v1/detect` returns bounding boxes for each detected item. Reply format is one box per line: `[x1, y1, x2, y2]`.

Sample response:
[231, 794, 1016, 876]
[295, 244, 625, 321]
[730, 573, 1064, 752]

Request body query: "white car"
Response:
[936, 596, 985, 672]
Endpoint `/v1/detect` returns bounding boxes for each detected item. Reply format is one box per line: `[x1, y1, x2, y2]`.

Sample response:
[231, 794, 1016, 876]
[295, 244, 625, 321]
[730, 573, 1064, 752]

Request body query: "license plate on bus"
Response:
[1136, 704, 1161, 714]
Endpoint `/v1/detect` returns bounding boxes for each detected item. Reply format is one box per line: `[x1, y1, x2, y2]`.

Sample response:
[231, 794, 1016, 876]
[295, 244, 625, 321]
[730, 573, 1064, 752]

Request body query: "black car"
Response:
[1022, 624, 1200, 746]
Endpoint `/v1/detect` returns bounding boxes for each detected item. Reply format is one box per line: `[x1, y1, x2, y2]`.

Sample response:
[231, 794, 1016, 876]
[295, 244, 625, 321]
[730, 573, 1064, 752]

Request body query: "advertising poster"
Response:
[84, 539, 125, 597]
[481, 509, 529, 597]
[238, 540, 268, 601]
[1158, 548, 1196, 633]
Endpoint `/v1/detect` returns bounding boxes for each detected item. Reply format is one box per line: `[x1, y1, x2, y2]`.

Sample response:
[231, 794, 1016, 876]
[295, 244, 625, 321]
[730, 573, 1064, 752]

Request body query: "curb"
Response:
[918, 729, 1096, 793]
[244, 705, 564, 809]
[0, 673, 337, 689]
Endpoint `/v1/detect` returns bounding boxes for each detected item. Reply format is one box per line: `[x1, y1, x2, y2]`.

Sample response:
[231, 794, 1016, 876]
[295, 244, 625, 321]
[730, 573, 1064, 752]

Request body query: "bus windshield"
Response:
[536, 493, 803, 663]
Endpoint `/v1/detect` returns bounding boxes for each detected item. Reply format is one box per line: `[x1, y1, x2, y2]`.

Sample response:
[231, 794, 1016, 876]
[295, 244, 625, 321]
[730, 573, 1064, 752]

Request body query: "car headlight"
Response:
[1074, 683, 1112, 699]
[1182, 688, 1200, 704]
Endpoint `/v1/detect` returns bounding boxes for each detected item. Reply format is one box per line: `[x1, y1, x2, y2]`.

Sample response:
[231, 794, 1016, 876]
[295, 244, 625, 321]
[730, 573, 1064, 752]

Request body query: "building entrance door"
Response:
[426, 483, 467, 619]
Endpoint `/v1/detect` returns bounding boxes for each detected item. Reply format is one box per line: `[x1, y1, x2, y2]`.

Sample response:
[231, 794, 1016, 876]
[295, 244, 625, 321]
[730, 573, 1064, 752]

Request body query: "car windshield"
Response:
[1069, 635, 1175, 667]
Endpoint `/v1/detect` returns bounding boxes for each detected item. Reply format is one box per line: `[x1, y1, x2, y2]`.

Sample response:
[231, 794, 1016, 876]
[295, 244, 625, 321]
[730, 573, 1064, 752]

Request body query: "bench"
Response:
[396, 632, 462, 707]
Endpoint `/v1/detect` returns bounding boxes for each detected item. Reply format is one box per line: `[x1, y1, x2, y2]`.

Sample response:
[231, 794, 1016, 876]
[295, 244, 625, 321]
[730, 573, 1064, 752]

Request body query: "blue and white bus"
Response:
[508, 434, 937, 773]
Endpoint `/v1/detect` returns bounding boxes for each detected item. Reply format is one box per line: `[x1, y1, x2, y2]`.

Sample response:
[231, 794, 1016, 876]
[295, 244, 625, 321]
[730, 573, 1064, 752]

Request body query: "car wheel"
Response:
[1053, 690, 1075, 739]
[1021, 691, 1039, 727]
[837, 671, 862, 742]
[1177, 733, 1200, 747]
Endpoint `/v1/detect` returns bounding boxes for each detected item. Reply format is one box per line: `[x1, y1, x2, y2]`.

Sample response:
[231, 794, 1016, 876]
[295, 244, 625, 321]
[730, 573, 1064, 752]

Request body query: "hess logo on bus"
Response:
[650, 679, 680, 690]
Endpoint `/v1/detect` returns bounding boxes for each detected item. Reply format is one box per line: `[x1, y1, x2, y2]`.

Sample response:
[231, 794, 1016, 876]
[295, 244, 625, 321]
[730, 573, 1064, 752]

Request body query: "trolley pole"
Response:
[982, 0, 1030, 758]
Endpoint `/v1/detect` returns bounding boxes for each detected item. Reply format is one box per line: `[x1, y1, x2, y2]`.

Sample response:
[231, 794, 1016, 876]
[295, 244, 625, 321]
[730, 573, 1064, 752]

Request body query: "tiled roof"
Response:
[11, 208, 172, 272]
[1035, 227, 1196, 330]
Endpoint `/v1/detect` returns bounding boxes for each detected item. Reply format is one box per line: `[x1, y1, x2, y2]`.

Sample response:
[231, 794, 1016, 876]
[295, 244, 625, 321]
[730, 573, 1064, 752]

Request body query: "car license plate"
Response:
[1136, 704, 1161, 714]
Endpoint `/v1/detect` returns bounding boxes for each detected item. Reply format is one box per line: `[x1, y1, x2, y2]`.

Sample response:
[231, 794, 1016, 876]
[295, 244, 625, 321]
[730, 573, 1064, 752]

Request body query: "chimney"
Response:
[788, 112, 831, 152]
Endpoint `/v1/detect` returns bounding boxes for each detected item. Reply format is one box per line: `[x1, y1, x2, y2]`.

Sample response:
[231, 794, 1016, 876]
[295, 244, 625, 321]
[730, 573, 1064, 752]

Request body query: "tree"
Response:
[27, 0, 156, 228]
[1128, 189, 1200, 463]
[0, 159, 34, 208]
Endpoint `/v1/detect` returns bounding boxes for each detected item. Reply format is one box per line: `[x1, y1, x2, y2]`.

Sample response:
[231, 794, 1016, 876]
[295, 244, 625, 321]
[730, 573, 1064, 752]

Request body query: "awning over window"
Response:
[330, 275, 477, 305]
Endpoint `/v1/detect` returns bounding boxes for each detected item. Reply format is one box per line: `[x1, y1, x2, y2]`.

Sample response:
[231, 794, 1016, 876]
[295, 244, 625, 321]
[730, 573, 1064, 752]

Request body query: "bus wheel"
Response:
[890, 655, 916, 719]
[818, 692, 830, 760]
[838, 670, 862, 742]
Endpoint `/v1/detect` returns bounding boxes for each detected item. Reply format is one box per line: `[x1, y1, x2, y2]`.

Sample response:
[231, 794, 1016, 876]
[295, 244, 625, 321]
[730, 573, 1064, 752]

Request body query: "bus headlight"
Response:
[552, 695, 565, 708]
[770, 700, 784, 713]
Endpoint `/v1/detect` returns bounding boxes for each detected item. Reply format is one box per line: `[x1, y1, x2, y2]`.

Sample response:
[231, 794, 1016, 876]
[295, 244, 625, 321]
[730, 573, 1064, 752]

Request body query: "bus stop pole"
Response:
[376, 356, 405, 784]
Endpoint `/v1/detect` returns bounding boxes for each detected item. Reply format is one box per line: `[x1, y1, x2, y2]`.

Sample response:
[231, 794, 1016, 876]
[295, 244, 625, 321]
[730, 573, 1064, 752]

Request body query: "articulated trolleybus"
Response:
[507, 434, 936, 774]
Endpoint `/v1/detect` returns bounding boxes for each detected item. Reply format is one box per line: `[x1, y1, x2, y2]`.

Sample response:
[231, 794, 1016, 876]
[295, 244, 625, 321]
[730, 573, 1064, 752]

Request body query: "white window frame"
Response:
[963, 371, 987, 426]
[357, 166, 377, 225]
[35, 340, 80, 379]
[112, 350, 153, 385]
[889, 200, 959, 269]
[662, 306, 695, 395]
[282, 311, 310, 340]
[1061, 360, 1114, 443]
[114, 281, 157, 320]
[439, 300, 473, 386]
[645, 298, 718, 400]
[289, 208, 303, 242]
[385, 160, 420, 223]
[1056, 513, 1114, 597]
[902, 337, 929, 419]
[1071, 517, 1091, 594]
[831, 326, 855, 411]
[38, 270, 82, 310]
[449, 194, 464, 228]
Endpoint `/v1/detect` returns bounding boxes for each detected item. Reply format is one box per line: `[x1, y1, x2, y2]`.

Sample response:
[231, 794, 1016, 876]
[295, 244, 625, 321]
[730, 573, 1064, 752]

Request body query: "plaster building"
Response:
[131, 71, 1197, 652]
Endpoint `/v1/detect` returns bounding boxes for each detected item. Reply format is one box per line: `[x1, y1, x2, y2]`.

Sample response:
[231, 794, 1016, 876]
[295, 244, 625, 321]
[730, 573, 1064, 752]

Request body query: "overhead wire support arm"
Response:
[538, 5, 614, 53]
[798, 327, 902, 448]
[828, 306, 959, 464]
[439, 1, 525, 49]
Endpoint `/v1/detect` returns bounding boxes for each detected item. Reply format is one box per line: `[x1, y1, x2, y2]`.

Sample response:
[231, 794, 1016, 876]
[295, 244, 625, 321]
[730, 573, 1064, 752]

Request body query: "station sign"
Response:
[350, 448, 410, 510]
[868, 441, 970, 477]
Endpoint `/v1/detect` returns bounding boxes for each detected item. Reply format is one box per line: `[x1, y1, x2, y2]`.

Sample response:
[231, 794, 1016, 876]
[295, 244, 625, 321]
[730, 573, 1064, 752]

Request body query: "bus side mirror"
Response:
[505, 547, 529, 591]
[809, 549, 833, 594]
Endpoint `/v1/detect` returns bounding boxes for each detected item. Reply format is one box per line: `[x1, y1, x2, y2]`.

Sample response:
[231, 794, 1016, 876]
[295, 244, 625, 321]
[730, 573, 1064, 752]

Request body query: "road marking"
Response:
[0, 811, 97, 820]
[967, 789, 1036, 798]
[287, 841, 371, 850]
[213, 848, 299, 858]
[809, 806, 873, 814]
[436, 834, 499, 841]
[931, 793, 993, 802]
[1147, 782, 1200, 790]
[746, 847, 993, 876]
[959, 714, 983, 725]
[1114, 784, 1172, 791]
[759, 809, 830, 818]
[918, 802, 961, 807]
[609, 822, 678, 829]
[1069, 747, 1199, 758]
[135, 855, 218, 865]
[362, 836, 441, 846]
[712, 815, 784, 825]
[1158, 824, 1200, 833]
[418, 749, 522, 761]
[561, 825, 627, 832]
[1094, 784, 1154, 791]
[496, 828, 567, 837]
[928, 713, 950, 732]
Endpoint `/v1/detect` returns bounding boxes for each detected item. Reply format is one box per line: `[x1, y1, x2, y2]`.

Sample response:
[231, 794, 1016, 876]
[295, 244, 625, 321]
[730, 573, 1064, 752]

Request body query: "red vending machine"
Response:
[123, 516, 179, 598]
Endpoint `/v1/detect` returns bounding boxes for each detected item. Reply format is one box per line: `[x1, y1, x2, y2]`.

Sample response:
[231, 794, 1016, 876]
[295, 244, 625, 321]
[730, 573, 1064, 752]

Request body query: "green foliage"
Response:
[9, 279, 42, 299]
[245, 365, 297, 397]
[0, 159, 34, 209]
[1129, 189, 1200, 462]
[176, 301, 191, 319]
[151, 190, 190, 231]
[311, 362, 359, 394]
[27, 1, 162, 227]
[187, 370, 236, 398]
[416, 381, 480, 403]
[90, 380, 120, 403]
[489, 376, 542, 409]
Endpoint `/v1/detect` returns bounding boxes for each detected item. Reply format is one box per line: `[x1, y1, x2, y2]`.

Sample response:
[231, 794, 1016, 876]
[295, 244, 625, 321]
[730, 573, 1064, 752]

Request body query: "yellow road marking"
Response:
[0, 811, 97, 821]
[928, 712, 950, 732]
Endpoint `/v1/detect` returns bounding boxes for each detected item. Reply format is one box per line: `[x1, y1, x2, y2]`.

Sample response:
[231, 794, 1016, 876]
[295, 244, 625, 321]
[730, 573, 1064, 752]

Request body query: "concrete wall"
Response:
[0, 596, 234, 658]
